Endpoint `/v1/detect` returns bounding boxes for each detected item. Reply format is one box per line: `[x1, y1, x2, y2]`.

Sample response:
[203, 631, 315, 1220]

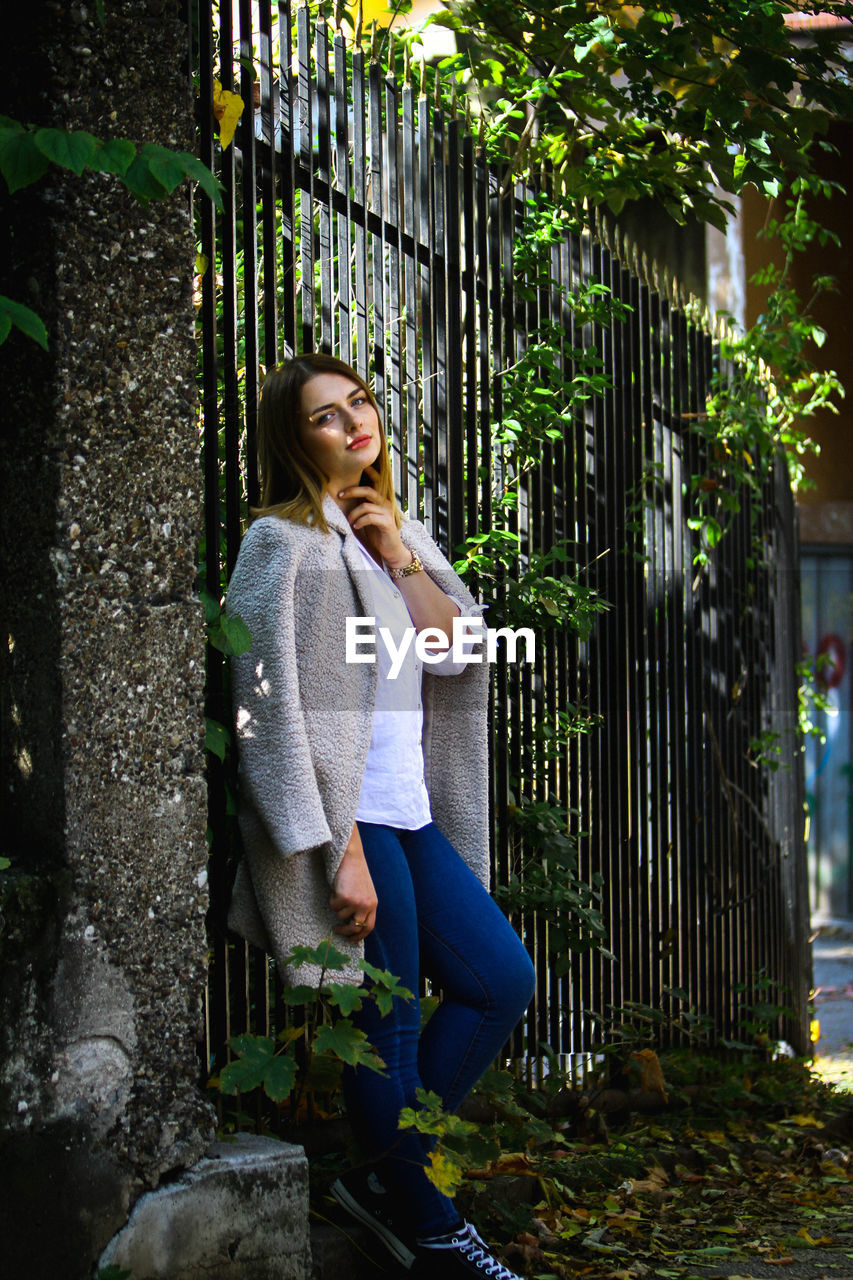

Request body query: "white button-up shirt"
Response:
[353, 540, 479, 830]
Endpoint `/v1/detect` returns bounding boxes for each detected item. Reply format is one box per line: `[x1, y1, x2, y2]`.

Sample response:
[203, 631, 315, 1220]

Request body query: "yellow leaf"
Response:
[797, 1228, 833, 1246]
[810, 1018, 821, 1043]
[631, 1048, 669, 1102]
[789, 1113, 820, 1127]
[212, 77, 245, 150]
[195, 252, 209, 276]
[466, 1151, 535, 1181]
[425, 1149, 466, 1197]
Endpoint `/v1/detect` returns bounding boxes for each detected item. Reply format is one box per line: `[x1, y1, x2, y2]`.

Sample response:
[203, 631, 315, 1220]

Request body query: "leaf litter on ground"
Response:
[457, 1053, 853, 1280]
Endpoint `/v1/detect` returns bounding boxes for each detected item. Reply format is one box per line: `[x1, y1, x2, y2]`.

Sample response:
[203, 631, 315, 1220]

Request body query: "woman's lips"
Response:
[347, 434, 373, 450]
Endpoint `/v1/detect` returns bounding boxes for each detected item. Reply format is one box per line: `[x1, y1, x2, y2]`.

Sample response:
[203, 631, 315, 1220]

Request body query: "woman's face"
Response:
[299, 372, 383, 490]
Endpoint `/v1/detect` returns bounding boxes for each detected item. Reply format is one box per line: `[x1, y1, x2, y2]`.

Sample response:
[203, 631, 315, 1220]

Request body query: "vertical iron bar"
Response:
[333, 28, 352, 366]
[278, 0, 297, 361]
[315, 11, 333, 353]
[297, 1, 314, 352]
[385, 57, 403, 498]
[238, 0, 259, 526]
[445, 111, 464, 557]
[259, 0, 278, 376]
[431, 90, 449, 549]
[401, 65, 419, 513]
[352, 46, 369, 379]
[237, 0, 267, 1054]
[368, 54, 386, 407]
[418, 76, 434, 525]
[636, 257, 655, 1021]
[199, 0, 230, 1082]
[461, 130, 478, 540]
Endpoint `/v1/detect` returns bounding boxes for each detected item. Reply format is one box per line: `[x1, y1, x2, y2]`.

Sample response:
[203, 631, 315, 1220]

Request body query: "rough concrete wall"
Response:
[0, 2, 213, 1274]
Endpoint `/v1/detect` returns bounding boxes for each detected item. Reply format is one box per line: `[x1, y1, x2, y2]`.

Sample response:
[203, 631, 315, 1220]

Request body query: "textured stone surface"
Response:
[99, 1134, 312, 1280]
[0, 2, 213, 1275]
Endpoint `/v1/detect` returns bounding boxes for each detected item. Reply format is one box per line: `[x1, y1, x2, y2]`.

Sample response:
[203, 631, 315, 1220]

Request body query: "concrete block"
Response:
[98, 1134, 311, 1279]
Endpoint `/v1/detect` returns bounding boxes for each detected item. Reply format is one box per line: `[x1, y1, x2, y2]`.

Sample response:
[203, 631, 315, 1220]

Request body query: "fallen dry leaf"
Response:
[631, 1048, 669, 1102]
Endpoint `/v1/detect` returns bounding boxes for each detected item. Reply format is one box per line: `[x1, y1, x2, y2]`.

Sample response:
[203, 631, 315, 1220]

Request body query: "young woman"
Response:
[226, 353, 535, 1278]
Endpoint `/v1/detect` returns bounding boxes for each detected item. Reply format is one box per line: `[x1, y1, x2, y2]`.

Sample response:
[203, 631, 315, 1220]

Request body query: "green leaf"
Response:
[236, 55, 258, 79]
[313, 1020, 385, 1071]
[326, 983, 365, 1016]
[426, 10, 465, 30]
[219, 1033, 297, 1101]
[34, 127, 97, 175]
[121, 151, 170, 202]
[94, 137, 137, 177]
[175, 150, 225, 210]
[263, 1051, 298, 1102]
[0, 129, 50, 193]
[0, 296, 48, 349]
[219, 612, 253, 656]
[360, 960, 415, 1016]
[143, 143, 187, 195]
[199, 586, 222, 626]
[704, 517, 723, 547]
[289, 939, 351, 972]
[205, 717, 230, 761]
[219, 1034, 276, 1092]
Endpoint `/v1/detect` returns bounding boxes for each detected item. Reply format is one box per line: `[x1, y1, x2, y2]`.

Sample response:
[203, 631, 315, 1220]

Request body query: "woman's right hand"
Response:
[329, 824, 378, 940]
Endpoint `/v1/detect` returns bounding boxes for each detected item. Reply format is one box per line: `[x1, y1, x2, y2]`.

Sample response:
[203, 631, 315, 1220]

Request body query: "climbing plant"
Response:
[0, 115, 225, 348]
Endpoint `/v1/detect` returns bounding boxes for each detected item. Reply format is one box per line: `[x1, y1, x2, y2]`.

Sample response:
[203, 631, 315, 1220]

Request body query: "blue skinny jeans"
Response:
[341, 820, 536, 1236]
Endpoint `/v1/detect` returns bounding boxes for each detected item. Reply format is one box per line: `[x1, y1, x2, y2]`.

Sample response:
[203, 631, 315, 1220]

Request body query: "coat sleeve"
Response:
[226, 518, 334, 858]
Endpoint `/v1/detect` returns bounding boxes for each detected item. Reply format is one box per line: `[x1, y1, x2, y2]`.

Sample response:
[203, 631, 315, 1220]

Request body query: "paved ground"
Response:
[693, 920, 853, 1280]
[811, 917, 853, 1091]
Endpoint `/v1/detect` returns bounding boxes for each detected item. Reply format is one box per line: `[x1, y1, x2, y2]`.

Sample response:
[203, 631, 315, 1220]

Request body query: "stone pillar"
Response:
[0, 2, 213, 1274]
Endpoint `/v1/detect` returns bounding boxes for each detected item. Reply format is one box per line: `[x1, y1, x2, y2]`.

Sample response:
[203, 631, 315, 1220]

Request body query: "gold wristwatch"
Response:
[389, 550, 424, 579]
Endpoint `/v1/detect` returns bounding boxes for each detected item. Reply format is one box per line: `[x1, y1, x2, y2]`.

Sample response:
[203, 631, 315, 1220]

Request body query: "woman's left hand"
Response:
[330, 824, 378, 941]
[339, 465, 411, 570]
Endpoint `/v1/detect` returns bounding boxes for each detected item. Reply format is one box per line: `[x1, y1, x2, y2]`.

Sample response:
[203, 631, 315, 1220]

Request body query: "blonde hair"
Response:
[252, 354, 401, 534]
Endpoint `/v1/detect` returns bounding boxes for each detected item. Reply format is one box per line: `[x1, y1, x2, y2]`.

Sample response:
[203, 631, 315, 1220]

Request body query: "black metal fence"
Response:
[194, 0, 810, 1080]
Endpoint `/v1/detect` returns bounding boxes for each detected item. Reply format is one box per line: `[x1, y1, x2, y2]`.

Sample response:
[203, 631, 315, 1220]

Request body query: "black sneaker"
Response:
[330, 1167, 417, 1270]
[415, 1222, 523, 1279]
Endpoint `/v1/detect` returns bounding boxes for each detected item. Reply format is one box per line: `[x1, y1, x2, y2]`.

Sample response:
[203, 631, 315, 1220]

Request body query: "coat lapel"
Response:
[322, 493, 374, 618]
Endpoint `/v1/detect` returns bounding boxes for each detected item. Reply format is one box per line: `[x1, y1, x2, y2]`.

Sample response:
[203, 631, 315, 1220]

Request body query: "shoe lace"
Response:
[457, 1225, 520, 1279]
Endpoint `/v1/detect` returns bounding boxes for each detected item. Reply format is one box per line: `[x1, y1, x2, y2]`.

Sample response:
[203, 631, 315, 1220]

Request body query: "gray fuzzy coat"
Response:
[226, 494, 490, 986]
